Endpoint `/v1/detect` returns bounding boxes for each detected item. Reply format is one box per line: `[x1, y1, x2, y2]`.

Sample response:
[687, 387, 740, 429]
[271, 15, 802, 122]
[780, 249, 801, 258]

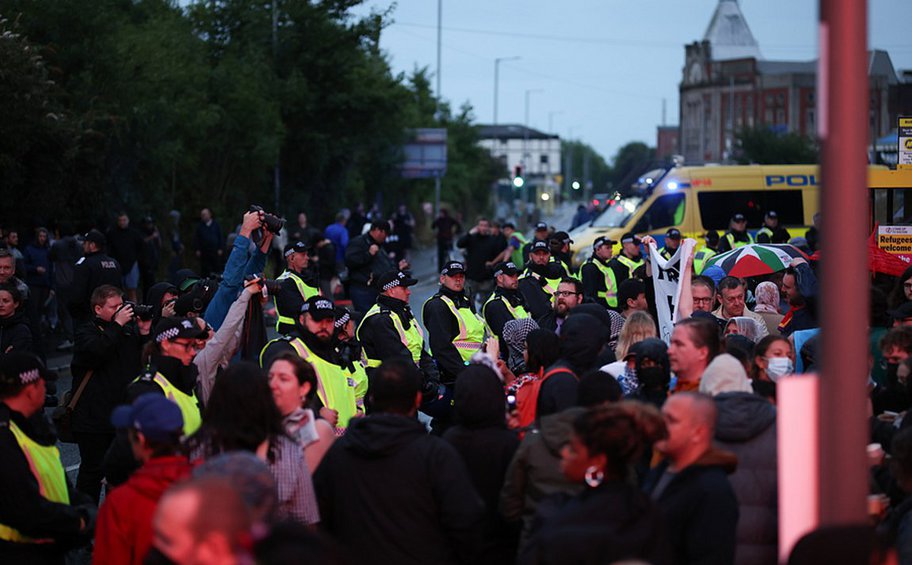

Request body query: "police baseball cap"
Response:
[302, 296, 336, 321]
[111, 393, 183, 441]
[530, 240, 551, 253]
[551, 231, 573, 245]
[154, 317, 208, 343]
[0, 352, 58, 392]
[493, 262, 520, 277]
[333, 306, 352, 329]
[441, 261, 466, 276]
[765, 210, 778, 219]
[80, 229, 106, 247]
[376, 270, 418, 291]
[620, 233, 642, 245]
[283, 241, 309, 257]
[594, 236, 617, 248]
[534, 222, 549, 232]
[732, 213, 746, 222]
[666, 228, 682, 239]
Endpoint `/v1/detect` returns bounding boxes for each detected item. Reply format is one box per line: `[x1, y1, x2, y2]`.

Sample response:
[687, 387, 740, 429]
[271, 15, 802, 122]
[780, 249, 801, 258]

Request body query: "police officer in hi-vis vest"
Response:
[261, 296, 366, 435]
[606, 233, 645, 297]
[274, 241, 321, 335]
[483, 261, 530, 349]
[0, 352, 95, 562]
[718, 212, 754, 253]
[579, 236, 620, 309]
[422, 261, 486, 386]
[518, 240, 564, 320]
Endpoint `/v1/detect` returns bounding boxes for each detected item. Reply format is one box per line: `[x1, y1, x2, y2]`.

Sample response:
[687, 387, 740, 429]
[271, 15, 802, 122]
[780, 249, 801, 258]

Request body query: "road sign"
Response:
[899, 116, 912, 170]
[400, 128, 447, 179]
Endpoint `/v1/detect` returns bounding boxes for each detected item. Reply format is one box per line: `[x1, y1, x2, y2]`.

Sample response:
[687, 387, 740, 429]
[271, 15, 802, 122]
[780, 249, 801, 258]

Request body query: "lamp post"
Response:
[494, 56, 521, 125]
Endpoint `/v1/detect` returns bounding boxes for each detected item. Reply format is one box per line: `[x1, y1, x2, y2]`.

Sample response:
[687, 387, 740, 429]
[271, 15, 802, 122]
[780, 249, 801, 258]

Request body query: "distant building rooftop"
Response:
[703, 0, 762, 61]
[477, 124, 559, 141]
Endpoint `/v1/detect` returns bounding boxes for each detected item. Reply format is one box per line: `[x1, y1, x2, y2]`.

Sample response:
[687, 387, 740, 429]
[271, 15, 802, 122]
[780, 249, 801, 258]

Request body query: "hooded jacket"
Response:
[93, 456, 193, 565]
[642, 448, 740, 565]
[714, 392, 778, 565]
[314, 413, 484, 565]
[444, 366, 521, 562]
[536, 314, 603, 419]
[0, 311, 33, 354]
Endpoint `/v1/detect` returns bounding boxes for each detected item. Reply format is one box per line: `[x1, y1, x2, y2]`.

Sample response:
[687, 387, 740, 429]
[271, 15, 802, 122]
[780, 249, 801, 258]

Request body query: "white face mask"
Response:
[766, 356, 794, 382]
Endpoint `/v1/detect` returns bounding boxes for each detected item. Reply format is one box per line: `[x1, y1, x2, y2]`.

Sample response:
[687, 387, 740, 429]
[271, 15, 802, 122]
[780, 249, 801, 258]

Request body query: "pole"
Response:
[548, 111, 563, 134]
[436, 0, 442, 102]
[434, 173, 441, 219]
[817, 0, 868, 525]
[494, 56, 520, 125]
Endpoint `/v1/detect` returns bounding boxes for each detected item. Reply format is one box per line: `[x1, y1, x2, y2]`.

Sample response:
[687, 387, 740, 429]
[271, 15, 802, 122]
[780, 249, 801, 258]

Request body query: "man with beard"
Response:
[260, 296, 365, 435]
[423, 261, 485, 387]
[518, 240, 563, 320]
[580, 236, 618, 309]
[483, 261, 530, 349]
[606, 233, 645, 294]
[778, 258, 818, 336]
[536, 279, 582, 334]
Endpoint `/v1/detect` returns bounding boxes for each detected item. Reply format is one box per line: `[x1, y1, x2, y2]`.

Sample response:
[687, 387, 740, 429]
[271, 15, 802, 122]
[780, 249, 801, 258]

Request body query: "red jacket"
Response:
[94, 455, 193, 565]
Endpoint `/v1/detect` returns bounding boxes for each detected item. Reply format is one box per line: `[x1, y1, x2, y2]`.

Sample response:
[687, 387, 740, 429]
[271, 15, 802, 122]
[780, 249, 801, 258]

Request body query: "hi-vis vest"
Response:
[132, 371, 202, 436]
[756, 226, 774, 242]
[357, 304, 425, 368]
[434, 295, 486, 362]
[0, 421, 70, 544]
[616, 255, 644, 278]
[693, 248, 717, 274]
[724, 231, 754, 250]
[510, 232, 528, 267]
[520, 271, 561, 306]
[584, 258, 619, 308]
[483, 291, 530, 335]
[275, 270, 321, 331]
[265, 337, 364, 434]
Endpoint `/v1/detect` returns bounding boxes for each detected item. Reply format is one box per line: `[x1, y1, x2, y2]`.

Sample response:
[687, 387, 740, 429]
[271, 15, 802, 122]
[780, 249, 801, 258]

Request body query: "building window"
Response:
[698, 190, 805, 230]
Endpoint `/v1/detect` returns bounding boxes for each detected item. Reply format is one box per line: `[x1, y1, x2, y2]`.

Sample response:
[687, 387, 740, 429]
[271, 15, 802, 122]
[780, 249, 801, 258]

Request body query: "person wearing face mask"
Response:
[750, 335, 795, 402]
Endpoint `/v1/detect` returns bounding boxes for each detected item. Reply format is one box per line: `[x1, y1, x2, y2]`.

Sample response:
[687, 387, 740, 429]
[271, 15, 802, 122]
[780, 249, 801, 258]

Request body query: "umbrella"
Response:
[703, 244, 809, 278]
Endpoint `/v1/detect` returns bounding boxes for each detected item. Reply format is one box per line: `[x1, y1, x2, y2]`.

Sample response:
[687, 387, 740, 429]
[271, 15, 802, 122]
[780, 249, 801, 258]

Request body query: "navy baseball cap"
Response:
[732, 213, 746, 222]
[302, 296, 336, 321]
[0, 352, 57, 392]
[666, 228, 682, 239]
[534, 222, 549, 231]
[153, 317, 208, 343]
[283, 241, 308, 257]
[441, 261, 466, 276]
[111, 393, 183, 441]
[493, 262, 520, 277]
[594, 236, 617, 248]
[375, 270, 418, 291]
[620, 233, 641, 245]
[765, 210, 778, 219]
[530, 240, 551, 253]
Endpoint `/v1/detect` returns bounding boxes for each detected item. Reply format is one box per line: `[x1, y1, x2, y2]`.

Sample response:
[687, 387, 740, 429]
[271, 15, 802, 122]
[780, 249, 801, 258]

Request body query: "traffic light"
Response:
[513, 165, 524, 188]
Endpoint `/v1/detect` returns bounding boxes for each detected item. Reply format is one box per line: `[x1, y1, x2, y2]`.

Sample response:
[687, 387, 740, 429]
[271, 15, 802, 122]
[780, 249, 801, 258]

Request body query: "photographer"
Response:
[202, 209, 272, 331]
[70, 284, 151, 504]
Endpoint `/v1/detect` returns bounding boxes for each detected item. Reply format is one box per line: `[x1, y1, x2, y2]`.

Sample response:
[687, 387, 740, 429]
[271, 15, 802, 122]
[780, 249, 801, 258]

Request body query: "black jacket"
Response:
[70, 318, 146, 434]
[0, 404, 93, 564]
[456, 233, 502, 282]
[518, 263, 563, 320]
[579, 257, 611, 309]
[274, 269, 320, 335]
[314, 413, 485, 565]
[423, 287, 477, 383]
[68, 252, 122, 321]
[483, 287, 528, 342]
[714, 392, 778, 565]
[444, 366, 521, 562]
[105, 226, 144, 271]
[0, 312, 33, 354]
[642, 448, 740, 565]
[521, 481, 672, 565]
[345, 233, 395, 287]
[358, 295, 439, 383]
[536, 314, 603, 419]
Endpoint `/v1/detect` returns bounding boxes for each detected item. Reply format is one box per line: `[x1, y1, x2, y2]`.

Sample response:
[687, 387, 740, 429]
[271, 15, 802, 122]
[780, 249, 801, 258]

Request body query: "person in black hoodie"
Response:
[444, 364, 521, 563]
[70, 285, 150, 503]
[521, 401, 671, 565]
[536, 313, 604, 420]
[314, 360, 484, 565]
[0, 283, 32, 354]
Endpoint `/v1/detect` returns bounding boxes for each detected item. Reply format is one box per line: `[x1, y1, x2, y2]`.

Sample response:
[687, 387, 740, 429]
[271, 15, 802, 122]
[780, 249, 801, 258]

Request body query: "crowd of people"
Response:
[0, 200, 908, 565]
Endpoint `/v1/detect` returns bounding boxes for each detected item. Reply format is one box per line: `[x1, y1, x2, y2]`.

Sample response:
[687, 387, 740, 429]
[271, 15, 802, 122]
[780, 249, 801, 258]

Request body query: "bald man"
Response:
[643, 393, 739, 565]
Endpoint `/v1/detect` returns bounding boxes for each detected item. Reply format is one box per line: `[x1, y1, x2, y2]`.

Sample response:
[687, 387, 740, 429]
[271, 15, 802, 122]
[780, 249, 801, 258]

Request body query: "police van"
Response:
[569, 164, 884, 265]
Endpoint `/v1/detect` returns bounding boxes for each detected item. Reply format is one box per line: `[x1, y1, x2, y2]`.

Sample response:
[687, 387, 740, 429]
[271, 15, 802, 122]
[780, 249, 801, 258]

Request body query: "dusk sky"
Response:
[351, 0, 912, 162]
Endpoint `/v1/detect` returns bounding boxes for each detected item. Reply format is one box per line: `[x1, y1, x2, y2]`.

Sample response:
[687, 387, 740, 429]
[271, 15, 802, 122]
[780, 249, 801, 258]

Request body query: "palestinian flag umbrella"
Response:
[703, 243, 809, 278]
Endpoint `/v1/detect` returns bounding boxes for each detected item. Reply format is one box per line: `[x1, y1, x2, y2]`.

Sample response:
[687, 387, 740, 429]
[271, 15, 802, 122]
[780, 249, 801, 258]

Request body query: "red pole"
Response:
[817, 0, 869, 524]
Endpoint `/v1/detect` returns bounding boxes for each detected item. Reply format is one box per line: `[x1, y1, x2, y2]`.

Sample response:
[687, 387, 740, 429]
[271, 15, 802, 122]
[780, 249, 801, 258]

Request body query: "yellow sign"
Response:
[901, 118, 912, 128]
[879, 226, 912, 258]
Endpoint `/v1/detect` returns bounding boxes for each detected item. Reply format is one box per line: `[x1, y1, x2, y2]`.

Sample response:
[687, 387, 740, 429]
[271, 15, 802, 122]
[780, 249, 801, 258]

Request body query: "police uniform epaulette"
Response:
[137, 365, 158, 383]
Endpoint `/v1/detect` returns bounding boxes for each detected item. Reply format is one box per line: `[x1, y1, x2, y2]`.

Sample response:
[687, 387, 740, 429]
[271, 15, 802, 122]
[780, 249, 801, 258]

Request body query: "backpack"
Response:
[513, 366, 578, 431]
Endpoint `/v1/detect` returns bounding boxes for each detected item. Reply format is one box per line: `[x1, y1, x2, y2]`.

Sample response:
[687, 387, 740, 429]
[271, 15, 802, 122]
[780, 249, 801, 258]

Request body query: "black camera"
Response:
[124, 301, 155, 321]
[249, 205, 286, 235]
[245, 274, 282, 295]
[174, 278, 218, 316]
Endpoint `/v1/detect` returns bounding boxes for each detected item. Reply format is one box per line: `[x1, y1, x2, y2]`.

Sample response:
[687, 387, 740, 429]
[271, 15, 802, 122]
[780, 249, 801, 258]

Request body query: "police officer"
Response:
[518, 240, 564, 320]
[501, 222, 527, 268]
[658, 228, 682, 260]
[356, 270, 439, 385]
[483, 261, 530, 348]
[549, 231, 575, 277]
[261, 296, 366, 434]
[274, 241, 321, 335]
[69, 229, 123, 323]
[718, 213, 754, 252]
[607, 233, 645, 290]
[579, 236, 620, 309]
[755, 210, 790, 244]
[521, 222, 551, 265]
[0, 352, 95, 562]
[422, 261, 486, 385]
[694, 231, 721, 274]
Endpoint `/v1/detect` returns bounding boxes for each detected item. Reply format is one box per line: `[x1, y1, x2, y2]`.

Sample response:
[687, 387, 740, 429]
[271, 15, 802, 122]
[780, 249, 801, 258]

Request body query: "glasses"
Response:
[554, 291, 579, 298]
[693, 297, 714, 304]
[170, 339, 202, 352]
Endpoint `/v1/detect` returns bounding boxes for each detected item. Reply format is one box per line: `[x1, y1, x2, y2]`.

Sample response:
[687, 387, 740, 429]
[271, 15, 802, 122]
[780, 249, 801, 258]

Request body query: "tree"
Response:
[735, 127, 818, 164]
[610, 142, 656, 193]
[561, 140, 612, 195]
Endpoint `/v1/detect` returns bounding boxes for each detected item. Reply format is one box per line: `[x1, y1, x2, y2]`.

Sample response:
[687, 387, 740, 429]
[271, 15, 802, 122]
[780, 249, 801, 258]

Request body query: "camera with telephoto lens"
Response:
[245, 274, 282, 295]
[249, 205, 286, 235]
[174, 278, 219, 316]
[126, 301, 155, 321]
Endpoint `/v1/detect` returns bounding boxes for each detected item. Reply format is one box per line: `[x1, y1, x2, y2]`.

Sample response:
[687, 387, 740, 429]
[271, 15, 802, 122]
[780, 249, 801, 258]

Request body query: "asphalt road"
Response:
[50, 202, 580, 484]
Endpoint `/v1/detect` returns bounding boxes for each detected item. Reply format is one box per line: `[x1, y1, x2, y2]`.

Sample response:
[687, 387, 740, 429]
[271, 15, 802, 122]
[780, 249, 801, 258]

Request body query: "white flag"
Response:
[648, 239, 695, 344]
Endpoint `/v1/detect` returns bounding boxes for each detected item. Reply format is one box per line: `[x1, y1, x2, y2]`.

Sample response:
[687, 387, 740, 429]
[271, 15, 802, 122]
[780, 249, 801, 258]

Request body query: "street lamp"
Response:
[494, 56, 520, 125]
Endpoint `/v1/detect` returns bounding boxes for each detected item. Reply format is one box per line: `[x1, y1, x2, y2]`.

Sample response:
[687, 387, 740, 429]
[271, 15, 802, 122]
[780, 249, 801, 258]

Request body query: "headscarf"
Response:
[699, 353, 753, 396]
[754, 281, 780, 314]
[726, 316, 762, 343]
[502, 317, 539, 373]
